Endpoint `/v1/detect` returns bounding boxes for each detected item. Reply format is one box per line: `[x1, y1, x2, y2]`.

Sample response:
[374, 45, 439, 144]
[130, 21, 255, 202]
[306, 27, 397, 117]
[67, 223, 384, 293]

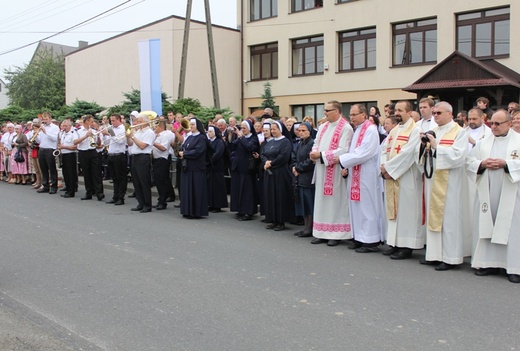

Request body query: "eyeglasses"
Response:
[490, 120, 510, 127]
[324, 109, 337, 113]
[350, 112, 363, 117]
[433, 111, 445, 115]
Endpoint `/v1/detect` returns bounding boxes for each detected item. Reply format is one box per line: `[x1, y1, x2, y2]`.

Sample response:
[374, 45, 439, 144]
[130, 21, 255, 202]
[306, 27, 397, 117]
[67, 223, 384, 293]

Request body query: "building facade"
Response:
[65, 16, 241, 114]
[0, 78, 9, 109]
[239, 0, 518, 121]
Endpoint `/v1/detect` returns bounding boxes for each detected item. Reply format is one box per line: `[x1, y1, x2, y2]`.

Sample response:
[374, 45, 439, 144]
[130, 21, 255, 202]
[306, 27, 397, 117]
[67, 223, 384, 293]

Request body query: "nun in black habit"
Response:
[228, 119, 260, 221]
[261, 121, 295, 231]
[179, 118, 211, 219]
[207, 125, 228, 212]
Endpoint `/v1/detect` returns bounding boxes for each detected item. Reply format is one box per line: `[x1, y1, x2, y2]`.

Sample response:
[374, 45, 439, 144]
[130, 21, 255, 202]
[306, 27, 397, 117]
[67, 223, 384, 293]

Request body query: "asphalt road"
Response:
[0, 183, 519, 351]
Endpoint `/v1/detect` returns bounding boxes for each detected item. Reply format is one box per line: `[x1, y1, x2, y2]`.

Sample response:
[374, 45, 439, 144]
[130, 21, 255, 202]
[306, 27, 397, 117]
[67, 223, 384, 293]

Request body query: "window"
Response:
[393, 18, 437, 66]
[341, 101, 377, 119]
[292, 104, 324, 124]
[337, 0, 357, 3]
[292, 35, 324, 76]
[457, 7, 509, 58]
[250, 0, 278, 21]
[250, 43, 278, 80]
[292, 0, 322, 12]
[339, 27, 376, 71]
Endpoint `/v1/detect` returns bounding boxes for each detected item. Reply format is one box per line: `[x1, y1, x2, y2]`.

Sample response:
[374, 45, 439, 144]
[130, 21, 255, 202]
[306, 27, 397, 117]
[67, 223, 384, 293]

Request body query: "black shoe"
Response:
[346, 240, 362, 250]
[114, 200, 124, 206]
[61, 194, 74, 198]
[298, 232, 313, 238]
[435, 262, 457, 271]
[507, 274, 520, 283]
[152, 203, 160, 209]
[382, 246, 399, 256]
[37, 188, 49, 193]
[131, 206, 143, 211]
[60, 188, 67, 192]
[419, 259, 441, 266]
[327, 240, 340, 247]
[274, 224, 285, 231]
[166, 196, 175, 203]
[211, 208, 223, 213]
[260, 218, 267, 223]
[48, 189, 57, 194]
[238, 214, 253, 221]
[174, 204, 181, 208]
[234, 213, 244, 219]
[311, 238, 328, 245]
[474, 268, 500, 276]
[266, 223, 276, 230]
[139, 208, 152, 213]
[128, 193, 136, 198]
[106, 199, 117, 204]
[81, 196, 92, 200]
[390, 249, 413, 260]
[156, 204, 167, 210]
[355, 246, 380, 253]
[294, 230, 304, 237]
[97, 194, 105, 201]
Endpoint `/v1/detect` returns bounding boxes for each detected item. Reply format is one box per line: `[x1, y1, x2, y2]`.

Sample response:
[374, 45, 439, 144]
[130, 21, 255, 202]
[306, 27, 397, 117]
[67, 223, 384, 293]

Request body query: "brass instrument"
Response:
[126, 111, 159, 135]
[178, 118, 190, 132]
[53, 149, 61, 157]
[28, 127, 41, 147]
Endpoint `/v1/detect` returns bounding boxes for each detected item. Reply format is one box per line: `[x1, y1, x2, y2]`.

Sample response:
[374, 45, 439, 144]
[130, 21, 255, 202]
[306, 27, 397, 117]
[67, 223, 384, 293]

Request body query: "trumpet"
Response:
[92, 125, 116, 137]
[28, 127, 41, 147]
[126, 111, 159, 134]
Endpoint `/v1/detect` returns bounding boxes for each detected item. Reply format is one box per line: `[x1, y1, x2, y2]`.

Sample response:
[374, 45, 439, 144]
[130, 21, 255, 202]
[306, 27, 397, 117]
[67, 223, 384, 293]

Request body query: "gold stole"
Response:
[428, 123, 461, 232]
[384, 120, 416, 220]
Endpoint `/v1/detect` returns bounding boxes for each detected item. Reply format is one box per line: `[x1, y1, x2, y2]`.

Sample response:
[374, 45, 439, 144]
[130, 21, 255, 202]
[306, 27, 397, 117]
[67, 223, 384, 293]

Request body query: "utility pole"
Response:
[177, 0, 192, 100]
[177, 0, 220, 108]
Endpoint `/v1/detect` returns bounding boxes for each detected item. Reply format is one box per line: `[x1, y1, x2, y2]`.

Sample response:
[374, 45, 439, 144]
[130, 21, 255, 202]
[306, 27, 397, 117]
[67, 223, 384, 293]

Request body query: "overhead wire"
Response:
[0, 0, 132, 56]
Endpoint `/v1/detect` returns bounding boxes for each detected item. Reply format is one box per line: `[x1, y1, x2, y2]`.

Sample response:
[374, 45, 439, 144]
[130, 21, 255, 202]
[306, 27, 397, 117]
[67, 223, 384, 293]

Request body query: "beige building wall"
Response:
[240, 0, 517, 118]
[66, 16, 241, 114]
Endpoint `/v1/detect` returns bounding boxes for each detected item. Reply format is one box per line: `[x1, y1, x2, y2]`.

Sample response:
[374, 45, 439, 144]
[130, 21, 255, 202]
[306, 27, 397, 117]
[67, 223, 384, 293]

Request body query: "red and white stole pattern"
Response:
[319, 118, 347, 196]
[350, 120, 371, 201]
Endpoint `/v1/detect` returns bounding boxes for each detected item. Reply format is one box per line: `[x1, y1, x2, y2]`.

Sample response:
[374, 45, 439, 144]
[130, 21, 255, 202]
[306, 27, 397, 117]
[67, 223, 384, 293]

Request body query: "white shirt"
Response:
[75, 126, 96, 151]
[35, 123, 60, 149]
[60, 129, 78, 154]
[153, 131, 171, 159]
[130, 127, 155, 155]
[1, 132, 16, 151]
[107, 124, 127, 154]
[417, 117, 437, 133]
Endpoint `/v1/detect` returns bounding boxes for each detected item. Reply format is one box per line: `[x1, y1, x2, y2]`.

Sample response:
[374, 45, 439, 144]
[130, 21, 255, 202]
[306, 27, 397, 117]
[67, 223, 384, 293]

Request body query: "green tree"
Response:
[170, 97, 202, 116]
[67, 99, 105, 119]
[260, 81, 276, 111]
[3, 50, 65, 111]
[107, 88, 171, 116]
[194, 106, 233, 124]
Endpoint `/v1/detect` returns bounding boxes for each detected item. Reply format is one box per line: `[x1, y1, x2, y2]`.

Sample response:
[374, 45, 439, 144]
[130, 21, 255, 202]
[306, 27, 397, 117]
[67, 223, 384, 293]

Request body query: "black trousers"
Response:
[78, 149, 103, 197]
[175, 157, 182, 201]
[61, 153, 77, 196]
[108, 153, 128, 201]
[153, 157, 170, 205]
[38, 148, 58, 190]
[166, 156, 175, 200]
[131, 154, 152, 209]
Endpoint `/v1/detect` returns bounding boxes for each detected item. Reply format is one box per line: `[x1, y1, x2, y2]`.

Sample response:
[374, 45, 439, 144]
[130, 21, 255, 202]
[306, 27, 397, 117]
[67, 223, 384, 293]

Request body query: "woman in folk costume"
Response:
[10, 124, 29, 184]
[206, 125, 228, 213]
[179, 118, 211, 219]
[261, 121, 295, 231]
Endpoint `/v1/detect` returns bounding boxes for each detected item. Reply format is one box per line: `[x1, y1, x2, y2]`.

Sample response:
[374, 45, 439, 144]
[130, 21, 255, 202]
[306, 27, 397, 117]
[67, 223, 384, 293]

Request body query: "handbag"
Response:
[248, 156, 258, 172]
[14, 147, 25, 163]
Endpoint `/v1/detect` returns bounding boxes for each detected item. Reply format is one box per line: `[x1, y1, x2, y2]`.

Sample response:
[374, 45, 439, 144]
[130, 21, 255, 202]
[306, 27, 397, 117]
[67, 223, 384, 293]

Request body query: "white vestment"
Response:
[313, 118, 354, 240]
[416, 117, 437, 133]
[465, 124, 492, 152]
[424, 121, 471, 264]
[467, 131, 520, 274]
[339, 121, 384, 244]
[381, 119, 424, 248]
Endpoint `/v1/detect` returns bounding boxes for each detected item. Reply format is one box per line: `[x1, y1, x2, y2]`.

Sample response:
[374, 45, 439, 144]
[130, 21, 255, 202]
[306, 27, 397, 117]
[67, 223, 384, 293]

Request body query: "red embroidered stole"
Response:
[350, 120, 371, 201]
[319, 118, 347, 196]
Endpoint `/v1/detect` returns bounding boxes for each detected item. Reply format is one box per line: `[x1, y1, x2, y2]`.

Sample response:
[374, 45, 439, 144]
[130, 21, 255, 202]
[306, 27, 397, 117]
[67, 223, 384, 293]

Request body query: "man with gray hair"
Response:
[420, 101, 471, 270]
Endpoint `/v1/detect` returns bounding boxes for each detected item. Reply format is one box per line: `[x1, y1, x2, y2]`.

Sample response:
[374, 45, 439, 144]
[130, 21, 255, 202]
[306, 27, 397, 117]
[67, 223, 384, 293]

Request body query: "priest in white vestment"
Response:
[310, 100, 354, 247]
[333, 104, 384, 252]
[422, 102, 471, 271]
[465, 108, 492, 151]
[466, 109, 520, 284]
[380, 101, 424, 259]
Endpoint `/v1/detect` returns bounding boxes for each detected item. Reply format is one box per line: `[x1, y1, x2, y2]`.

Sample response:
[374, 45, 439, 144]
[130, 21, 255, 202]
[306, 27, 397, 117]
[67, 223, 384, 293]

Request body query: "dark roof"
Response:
[403, 51, 520, 92]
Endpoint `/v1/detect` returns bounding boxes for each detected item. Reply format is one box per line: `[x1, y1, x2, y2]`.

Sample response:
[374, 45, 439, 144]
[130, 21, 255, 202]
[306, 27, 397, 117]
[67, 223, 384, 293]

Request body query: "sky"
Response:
[0, 0, 237, 81]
